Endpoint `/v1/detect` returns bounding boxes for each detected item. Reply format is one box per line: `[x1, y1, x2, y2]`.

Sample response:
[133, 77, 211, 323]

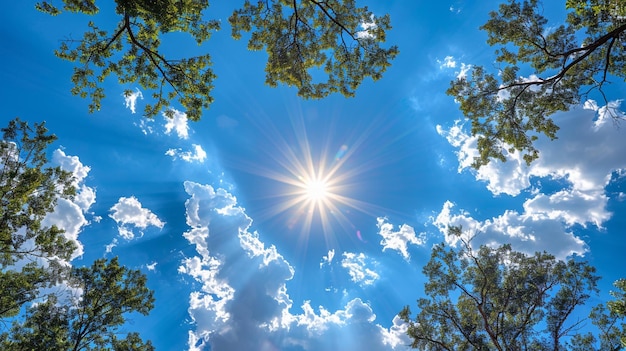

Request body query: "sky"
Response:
[2, 1, 626, 350]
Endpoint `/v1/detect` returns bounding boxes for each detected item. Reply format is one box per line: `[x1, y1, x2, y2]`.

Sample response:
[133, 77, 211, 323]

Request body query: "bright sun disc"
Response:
[305, 179, 328, 201]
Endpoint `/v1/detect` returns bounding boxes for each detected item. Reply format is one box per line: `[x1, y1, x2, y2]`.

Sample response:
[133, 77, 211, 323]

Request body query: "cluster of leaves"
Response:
[447, 0, 626, 168]
[230, 0, 398, 99]
[399, 226, 626, 350]
[1, 257, 155, 351]
[36, 0, 397, 121]
[37, 0, 219, 121]
[0, 118, 154, 350]
[0, 118, 75, 318]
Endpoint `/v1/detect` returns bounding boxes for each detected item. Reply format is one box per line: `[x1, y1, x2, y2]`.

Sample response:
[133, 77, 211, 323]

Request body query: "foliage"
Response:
[399, 226, 625, 350]
[230, 0, 398, 99]
[36, 0, 398, 120]
[0, 118, 154, 349]
[447, 0, 626, 168]
[0, 118, 76, 318]
[1, 257, 155, 351]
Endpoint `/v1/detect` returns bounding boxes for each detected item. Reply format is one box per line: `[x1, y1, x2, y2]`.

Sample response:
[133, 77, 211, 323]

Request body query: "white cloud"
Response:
[437, 56, 471, 79]
[356, 14, 377, 39]
[44, 149, 96, 259]
[435, 102, 626, 258]
[376, 217, 425, 260]
[179, 181, 411, 351]
[165, 144, 207, 163]
[438, 56, 456, 69]
[164, 109, 190, 139]
[432, 201, 586, 260]
[146, 262, 158, 271]
[123, 88, 143, 114]
[320, 249, 335, 268]
[105, 238, 118, 254]
[341, 252, 379, 286]
[109, 196, 165, 240]
[456, 63, 472, 80]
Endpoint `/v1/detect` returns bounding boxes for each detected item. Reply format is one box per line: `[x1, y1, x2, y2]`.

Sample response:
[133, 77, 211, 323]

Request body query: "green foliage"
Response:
[0, 118, 154, 349]
[447, 0, 626, 168]
[399, 227, 625, 350]
[37, 0, 397, 120]
[0, 118, 76, 318]
[1, 257, 155, 351]
[230, 0, 398, 99]
[37, 0, 218, 121]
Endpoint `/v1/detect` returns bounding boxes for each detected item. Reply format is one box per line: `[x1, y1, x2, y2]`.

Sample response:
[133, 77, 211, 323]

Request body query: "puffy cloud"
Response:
[109, 196, 165, 240]
[436, 103, 626, 256]
[44, 149, 96, 259]
[433, 201, 586, 260]
[164, 109, 190, 139]
[165, 144, 207, 163]
[340, 252, 379, 286]
[123, 88, 143, 114]
[179, 181, 410, 351]
[376, 217, 425, 260]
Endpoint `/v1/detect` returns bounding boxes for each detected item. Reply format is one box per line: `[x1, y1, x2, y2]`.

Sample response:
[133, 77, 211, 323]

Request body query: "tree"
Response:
[36, 0, 398, 121]
[0, 118, 155, 349]
[447, 0, 626, 168]
[0, 118, 76, 318]
[1, 257, 155, 351]
[399, 227, 625, 350]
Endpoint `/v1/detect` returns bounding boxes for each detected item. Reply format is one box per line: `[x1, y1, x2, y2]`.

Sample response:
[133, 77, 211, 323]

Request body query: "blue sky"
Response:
[2, 1, 626, 350]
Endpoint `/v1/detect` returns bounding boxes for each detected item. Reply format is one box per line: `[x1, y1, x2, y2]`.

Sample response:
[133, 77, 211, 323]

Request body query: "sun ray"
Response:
[222, 101, 410, 251]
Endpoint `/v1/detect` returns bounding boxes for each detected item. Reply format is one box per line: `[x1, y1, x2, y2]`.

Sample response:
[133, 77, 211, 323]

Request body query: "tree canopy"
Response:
[0, 118, 154, 350]
[399, 227, 626, 350]
[447, 0, 626, 168]
[36, 0, 398, 121]
[0, 118, 76, 319]
[2, 257, 155, 351]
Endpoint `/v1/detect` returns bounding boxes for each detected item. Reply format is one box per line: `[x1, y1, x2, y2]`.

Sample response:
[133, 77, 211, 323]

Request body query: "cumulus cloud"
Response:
[435, 101, 626, 258]
[52, 149, 96, 212]
[179, 181, 411, 351]
[165, 144, 207, 163]
[376, 217, 425, 260]
[123, 88, 143, 114]
[164, 109, 190, 139]
[432, 201, 586, 260]
[341, 252, 379, 286]
[109, 196, 165, 240]
[43, 149, 96, 259]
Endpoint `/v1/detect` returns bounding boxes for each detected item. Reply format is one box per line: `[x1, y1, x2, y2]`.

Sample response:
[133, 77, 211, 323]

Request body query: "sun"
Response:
[302, 177, 329, 202]
[229, 107, 390, 247]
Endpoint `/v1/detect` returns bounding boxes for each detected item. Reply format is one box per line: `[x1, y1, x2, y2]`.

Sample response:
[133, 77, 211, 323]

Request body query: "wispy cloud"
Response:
[123, 88, 143, 114]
